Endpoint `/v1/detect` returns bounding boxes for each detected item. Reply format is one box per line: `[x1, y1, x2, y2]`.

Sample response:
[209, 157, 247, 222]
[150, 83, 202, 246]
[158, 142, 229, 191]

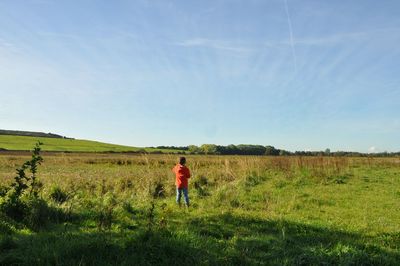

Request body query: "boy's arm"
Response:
[186, 168, 191, 178]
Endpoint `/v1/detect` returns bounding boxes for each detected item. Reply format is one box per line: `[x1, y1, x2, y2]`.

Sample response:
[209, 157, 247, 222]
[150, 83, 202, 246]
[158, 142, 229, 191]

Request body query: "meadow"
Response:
[0, 135, 181, 153]
[0, 151, 399, 265]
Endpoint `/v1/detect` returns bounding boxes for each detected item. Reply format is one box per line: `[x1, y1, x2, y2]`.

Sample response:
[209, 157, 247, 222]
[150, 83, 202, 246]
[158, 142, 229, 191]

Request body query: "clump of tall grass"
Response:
[93, 192, 117, 230]
[116, 176, 134, 192]
[193, 175, 209, 198]
[265, 156, 351, 183]
[151, 181, 166, 198]
[0, 185, 8, 197]
[0, 213, 16, 235]
[243, 172, 268, 188]
[23, 197, 54, 230]
[48, 185, 69, 204]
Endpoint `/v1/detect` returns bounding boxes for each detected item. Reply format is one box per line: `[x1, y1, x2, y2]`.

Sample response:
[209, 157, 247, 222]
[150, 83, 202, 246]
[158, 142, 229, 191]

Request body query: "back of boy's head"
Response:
[179, 157, 186, 165]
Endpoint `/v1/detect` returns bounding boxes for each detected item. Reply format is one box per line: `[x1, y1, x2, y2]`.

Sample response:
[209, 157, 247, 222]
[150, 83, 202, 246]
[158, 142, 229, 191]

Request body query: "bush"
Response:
[0, 142, 66, 230]
[0, 142, 43, 221]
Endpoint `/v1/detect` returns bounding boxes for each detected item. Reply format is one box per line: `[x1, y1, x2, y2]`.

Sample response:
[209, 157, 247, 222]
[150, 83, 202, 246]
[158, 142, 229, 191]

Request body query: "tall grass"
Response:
[0, 153, 399, 265]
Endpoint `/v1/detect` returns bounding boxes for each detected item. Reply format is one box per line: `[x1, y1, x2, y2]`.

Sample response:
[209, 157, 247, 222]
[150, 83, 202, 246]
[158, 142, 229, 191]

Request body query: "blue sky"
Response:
[1, 0, 399, 152]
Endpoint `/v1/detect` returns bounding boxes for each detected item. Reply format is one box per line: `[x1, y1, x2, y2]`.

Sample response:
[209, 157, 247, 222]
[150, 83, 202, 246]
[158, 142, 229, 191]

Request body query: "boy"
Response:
[172, 157, 191, 207]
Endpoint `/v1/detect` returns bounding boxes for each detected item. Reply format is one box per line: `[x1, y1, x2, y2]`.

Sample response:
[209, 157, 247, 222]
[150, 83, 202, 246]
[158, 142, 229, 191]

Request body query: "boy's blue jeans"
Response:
[176, 187, 189, 206]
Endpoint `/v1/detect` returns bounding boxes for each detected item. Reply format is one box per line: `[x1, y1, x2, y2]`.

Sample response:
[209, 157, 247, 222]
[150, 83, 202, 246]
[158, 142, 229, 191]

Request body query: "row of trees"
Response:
[154, 145, 400, 157]
[187, 144, 282, 155]
[156, 144, 286, 155]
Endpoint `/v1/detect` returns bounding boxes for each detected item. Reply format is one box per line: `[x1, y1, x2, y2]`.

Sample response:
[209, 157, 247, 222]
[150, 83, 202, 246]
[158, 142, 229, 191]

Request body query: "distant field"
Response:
[0, 134, 180, 153]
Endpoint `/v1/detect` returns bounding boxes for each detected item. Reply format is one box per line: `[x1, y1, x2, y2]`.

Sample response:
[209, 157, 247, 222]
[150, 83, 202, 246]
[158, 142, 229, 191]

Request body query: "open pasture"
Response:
[0, 135, 183, 153]
[0, 153, 399, 265]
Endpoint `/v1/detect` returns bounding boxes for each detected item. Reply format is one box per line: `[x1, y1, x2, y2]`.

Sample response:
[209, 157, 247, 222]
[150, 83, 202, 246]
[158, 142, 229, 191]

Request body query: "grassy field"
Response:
[0, 152, 399, 265]
[0, 135, 180, 153]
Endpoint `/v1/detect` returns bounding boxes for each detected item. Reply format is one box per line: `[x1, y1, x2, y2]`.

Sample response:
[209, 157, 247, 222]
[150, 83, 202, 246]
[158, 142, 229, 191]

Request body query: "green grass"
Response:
[0, 154, 399, 265]
[0, 135, 181, 153]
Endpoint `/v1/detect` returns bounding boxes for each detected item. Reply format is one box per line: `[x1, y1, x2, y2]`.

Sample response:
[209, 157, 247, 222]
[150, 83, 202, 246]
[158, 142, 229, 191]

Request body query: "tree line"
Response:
[153, 145, 400, 157]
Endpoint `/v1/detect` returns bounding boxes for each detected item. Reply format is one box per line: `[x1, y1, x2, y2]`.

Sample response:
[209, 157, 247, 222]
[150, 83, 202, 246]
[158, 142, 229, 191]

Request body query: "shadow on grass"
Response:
[1, 213, 399, 265]
[186, 213, 400, 265]
[0, 230, 208, 266]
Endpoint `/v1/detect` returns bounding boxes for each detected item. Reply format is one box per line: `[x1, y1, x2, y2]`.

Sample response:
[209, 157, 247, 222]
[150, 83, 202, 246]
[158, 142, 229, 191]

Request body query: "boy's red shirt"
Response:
[172, 164, 191, 189]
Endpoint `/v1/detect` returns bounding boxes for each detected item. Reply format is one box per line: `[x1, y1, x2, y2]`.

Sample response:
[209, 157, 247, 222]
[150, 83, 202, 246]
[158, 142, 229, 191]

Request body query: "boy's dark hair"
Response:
[179, 157, 186, 165]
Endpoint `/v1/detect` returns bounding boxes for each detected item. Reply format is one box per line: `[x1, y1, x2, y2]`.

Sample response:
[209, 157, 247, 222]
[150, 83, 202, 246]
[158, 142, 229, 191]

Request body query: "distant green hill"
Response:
[0, 129, 68, 139]
[0, 134, 179, 153]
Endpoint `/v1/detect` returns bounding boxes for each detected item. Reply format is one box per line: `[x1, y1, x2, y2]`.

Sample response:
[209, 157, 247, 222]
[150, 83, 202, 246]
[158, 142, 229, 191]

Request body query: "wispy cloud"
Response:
[294, 28, 400, 46]
[0, 39, 22, 56]
[283, 0, 297, 72]
[175, 38, 252, 53]
[0, 38, 12, 46]
[294, 32, 369, 46]
[37, 31, 82, 39]
[176, 27, 400, 56]
[0, 38, 15, 50]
